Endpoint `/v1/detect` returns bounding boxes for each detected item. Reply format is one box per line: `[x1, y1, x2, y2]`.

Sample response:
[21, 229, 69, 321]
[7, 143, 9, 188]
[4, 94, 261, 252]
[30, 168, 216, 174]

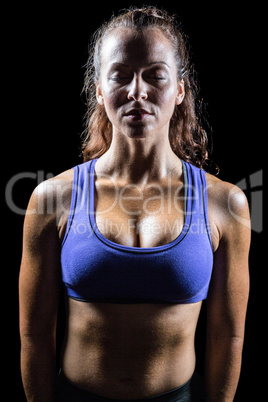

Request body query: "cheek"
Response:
[102, 87, 125, 117]
[155, 86, 178, 116]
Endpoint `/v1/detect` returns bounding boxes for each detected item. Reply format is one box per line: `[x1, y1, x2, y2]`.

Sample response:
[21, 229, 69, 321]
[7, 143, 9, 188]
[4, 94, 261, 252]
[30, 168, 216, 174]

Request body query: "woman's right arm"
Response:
[19, 176, 68, 401]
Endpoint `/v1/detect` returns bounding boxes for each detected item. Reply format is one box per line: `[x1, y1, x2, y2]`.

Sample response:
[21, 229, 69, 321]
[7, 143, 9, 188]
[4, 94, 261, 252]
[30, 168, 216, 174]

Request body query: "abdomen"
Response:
[61, 299, 202, 398]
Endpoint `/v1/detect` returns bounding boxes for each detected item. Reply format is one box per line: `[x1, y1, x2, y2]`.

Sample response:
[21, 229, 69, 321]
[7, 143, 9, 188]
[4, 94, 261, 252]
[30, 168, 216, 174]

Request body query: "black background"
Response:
[5, 2, 263, 400]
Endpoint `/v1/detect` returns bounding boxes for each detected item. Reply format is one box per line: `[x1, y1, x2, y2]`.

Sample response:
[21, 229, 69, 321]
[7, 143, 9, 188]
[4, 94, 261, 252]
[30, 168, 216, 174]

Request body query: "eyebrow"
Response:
[147, 61, 169, 67]
[109, 61, 170, 69]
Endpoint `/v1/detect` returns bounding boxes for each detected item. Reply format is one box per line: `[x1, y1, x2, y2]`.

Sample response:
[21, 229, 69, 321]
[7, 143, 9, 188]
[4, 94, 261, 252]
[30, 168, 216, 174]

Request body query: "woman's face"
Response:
[96, 28, 184, 140]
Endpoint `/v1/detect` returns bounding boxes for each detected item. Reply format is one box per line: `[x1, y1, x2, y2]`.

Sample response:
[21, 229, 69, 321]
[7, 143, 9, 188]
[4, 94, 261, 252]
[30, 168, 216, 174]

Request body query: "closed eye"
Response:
[110, 77, 130, 81]
[144, 68, 167, 81]
[111, 75, 165, 81]
[146, 76, 166, 80]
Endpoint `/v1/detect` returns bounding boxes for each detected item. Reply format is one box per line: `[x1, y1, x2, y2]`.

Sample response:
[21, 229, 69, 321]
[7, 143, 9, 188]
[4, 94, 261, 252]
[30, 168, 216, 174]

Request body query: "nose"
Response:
[127, 76, 148, 101]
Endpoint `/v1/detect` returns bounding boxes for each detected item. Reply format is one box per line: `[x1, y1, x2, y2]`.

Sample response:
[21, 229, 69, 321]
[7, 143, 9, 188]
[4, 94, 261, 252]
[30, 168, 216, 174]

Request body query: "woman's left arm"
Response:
[206, 183, 251, 402]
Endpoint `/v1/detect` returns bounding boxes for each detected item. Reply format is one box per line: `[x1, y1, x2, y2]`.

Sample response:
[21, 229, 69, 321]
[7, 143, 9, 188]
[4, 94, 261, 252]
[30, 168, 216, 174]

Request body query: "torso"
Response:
[93, 162, 185, 248]
[62, 300, 201, 398]
[56, 159, 220, 398]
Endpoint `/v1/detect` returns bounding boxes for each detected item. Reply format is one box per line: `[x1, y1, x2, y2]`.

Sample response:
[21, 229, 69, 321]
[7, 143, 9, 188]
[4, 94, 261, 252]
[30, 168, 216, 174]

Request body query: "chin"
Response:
[128, 133, 147, 139]
[125, 127, 150, 139]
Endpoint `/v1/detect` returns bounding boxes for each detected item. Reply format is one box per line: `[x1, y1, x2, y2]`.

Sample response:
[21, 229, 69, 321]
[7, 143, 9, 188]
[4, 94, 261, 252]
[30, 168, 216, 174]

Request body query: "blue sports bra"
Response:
[61, 159, 213, 304]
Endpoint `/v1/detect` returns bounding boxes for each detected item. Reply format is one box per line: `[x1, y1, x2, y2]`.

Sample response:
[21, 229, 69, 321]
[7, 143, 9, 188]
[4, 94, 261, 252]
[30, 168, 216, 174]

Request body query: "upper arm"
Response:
[207, 182, 251, 339]
[19, 172, 72, 338]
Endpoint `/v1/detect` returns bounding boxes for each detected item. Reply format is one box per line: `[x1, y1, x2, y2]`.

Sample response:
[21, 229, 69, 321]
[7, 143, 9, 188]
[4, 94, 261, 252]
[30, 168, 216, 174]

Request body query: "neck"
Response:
[96, 132, 182, 184]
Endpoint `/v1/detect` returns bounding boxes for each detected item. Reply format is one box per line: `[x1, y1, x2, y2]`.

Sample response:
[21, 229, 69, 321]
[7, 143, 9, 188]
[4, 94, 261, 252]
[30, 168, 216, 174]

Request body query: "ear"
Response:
[96, 84, 104, 105]
[175, 79, 185, 105]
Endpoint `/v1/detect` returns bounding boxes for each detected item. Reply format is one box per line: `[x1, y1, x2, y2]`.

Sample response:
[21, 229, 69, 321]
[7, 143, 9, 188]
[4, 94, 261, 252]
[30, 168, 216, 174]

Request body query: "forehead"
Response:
[100, 27, 175, 68]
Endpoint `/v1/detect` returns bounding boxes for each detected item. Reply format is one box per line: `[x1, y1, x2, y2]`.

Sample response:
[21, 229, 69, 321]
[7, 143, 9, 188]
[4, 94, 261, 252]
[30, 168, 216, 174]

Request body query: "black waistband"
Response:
[56, 370, 193, 402]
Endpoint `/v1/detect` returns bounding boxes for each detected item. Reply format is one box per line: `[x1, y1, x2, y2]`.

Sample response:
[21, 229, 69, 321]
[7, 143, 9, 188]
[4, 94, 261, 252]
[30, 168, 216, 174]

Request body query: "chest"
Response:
[94, 179, 185, 248]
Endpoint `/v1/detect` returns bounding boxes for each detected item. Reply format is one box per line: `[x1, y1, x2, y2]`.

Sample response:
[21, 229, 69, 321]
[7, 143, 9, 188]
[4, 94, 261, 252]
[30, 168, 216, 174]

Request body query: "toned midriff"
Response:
[61, 299, 202, 399]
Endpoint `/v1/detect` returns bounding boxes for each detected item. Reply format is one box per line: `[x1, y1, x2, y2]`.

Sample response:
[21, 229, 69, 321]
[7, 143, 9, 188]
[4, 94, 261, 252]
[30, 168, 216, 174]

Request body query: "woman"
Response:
[19, 7, 250, 402]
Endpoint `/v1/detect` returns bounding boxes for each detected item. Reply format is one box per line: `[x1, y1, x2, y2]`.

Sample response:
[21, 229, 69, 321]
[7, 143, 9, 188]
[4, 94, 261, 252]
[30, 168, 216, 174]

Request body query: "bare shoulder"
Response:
[28, 169, 74, 214]
[24, 169, 74, 243]
[205, 172, 250, 250]
[205, 172, 249, 211]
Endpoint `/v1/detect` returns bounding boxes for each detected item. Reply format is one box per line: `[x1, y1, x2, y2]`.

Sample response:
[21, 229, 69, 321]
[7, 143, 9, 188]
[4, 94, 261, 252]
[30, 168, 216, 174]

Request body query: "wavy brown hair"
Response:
[81, 6, 214, 170]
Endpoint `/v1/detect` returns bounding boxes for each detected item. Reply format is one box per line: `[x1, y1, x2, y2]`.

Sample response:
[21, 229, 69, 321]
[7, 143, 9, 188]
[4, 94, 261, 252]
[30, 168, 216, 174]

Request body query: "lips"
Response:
[124, 109, 152, 121]
[125, 108, 151, 116]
